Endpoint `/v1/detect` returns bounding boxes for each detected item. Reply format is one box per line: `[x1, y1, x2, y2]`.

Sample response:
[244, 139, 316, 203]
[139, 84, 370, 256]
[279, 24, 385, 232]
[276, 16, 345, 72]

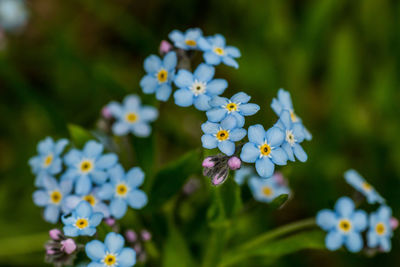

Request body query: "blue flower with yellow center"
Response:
[64, 187, 110, 218]
[367, 205, 393, 252]
[316, 197, 368, 253]
[33, 176, 73, 224]
[107, 94, 159, 137]
[62, 201, 103, 237]
[140, 51, 177, 101]
[248, 174, 290, 203]
[344, 169, 385, 204]
[85, 232, 136, 267]
[173, 63, 228, 111]
[29, 137, 68, 187]
[201, 116, 247, 156]
[197, 34, 241, 68]
[168, 28, 203, 50]
[63, 140, 118, 196]
[206, 92, 260, 128]
[240, 125, 288, 178]
[98, 164, 147, 219]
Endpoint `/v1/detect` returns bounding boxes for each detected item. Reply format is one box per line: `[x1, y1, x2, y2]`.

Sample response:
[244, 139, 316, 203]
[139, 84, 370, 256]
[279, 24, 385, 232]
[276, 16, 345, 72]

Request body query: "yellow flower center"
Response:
[260, 144, 271, 156]
[125, 112, 138, 124]
[50, 191, 62, 204]
[338, 219, 352, 233]
[116, 183, 129, 197]
[226, 103, 238, 112]
[75, 218, 89, 229]
[157, 69, 168, 83]
[362, 182, 372, 191]
[290, 111, 298, 122]
[83, 195, 96, 206]
[262, 186, 273, 197]
[185, 39, 196, 46]
[216, 130, 229, 141]
[214, 47, 225, 56]
[80, 160, 94, 173]
[103, 254, 117, 266]
[375, 222, 386, 235]
[43, 154, 53, 167]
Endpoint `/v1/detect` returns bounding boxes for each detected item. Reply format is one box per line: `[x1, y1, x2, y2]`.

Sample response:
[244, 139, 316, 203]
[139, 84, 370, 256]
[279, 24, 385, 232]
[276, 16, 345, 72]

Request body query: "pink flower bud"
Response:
[61, 239, 76, 255]
[212, 172, 228, 186]
[159, 40, 173, 54]
[273, 172, 285, 186]
[390, 217, 399, 230]
[46, 249, 56, 255]
[125, 230, 137, 243]
[228, 156, 241, 170]
[202, 157, 215, 168]
[134, 243, 142, 253]
[49, 229, 62, 240]
[105, 217, 116, 226]
[102, 106, 112, 119]
[141, 230, 152, 241]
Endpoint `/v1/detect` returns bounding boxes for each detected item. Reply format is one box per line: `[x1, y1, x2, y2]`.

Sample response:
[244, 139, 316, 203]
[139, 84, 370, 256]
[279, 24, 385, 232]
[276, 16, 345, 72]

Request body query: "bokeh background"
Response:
[0, 0, 399, 266]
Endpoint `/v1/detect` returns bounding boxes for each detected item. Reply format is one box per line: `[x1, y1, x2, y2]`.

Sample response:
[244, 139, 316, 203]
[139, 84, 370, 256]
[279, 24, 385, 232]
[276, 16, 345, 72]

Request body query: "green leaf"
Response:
[269, 194, 289, 209]
[68, 123, 94, 147]
[131, 134, 156, 191]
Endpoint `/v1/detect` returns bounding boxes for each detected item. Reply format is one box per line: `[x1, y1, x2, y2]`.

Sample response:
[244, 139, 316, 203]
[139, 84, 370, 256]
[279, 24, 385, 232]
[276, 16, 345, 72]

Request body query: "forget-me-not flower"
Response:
[64, 188, 110, 218]
[316, 197, 368, 252]
[198, 34, 241, 68]
[0, 0, 28, 32]
[168, 28, 203, 50]
[140, 51, 177, 101]
[344, 169, 385, 205]
[85, 232, 136, 267]
[240, 125, 288, 178]
[29, 137, 68, 187]
[98, 164, 148, 219]
[201, 116, 246, 156]
[107, 94, 158, 137]
[206, 92, 260, 128]
[33, 176, 73, 224]
[63, 140, 118, 195]
[62, 201, 103, 237]
[367, 205, 393, 252]
[248, 174, 290, 203]
[174, 63, 227, 111]
[234, 166, 254, 185]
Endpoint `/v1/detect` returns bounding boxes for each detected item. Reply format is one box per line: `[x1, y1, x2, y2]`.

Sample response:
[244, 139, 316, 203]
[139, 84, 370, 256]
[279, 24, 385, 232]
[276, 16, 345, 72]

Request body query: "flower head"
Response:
[316, 197, 368, 252]
[33, 176, 73, 223]
[98, 164, 148, 219]
[85, 232, 136, 267]
[62, 201, 103, 237]
[206, 92, 260, 128]
[201, 116, 246, 156]
[198, 34, 241, 68]
[107, 94, 158, 137]
[240, 125, 288, 178]
[248, 174, 290, 203]
[367, 206, 393, 252]
[173, 63, 227, 111]
[45, 230, 77, 266]
[168, 28, 203, 50]
[140, 52, 177, 101]
[64, 187, 110, 218]
[0, 0, 28, 32]
[29, 137, 69, 187]
[344, 169, 385, 205]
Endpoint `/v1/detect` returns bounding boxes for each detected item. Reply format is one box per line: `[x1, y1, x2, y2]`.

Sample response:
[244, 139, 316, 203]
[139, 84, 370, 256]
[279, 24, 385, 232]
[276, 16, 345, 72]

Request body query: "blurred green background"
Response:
[1, 0, 399, 266]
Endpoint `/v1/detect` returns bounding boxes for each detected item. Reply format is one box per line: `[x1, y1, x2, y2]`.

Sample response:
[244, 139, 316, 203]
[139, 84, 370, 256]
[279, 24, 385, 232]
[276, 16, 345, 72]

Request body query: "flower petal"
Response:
[201, 134, 218, 149]
[123, 95, 141, 110]
[33, 190, 49, 207]
[163, 51, 177, 70]
[351, 210, 367, 231]
[75, 176, 92, 196]
[155, 84, 172, 102]
[126, 167, 145, 188]
[127, 190, 148, 209]
[97, 183, 114, 200]
[85, 240, 106, 261]
[334, 197, 355, 217]
[218, 141, 235, 156]
[266, 127, 285, 147]
[110, 198, 128, 219]
[270, 147, 288, 165]
[76, 201, 93, 218]
[229, 128, 247, 142]
[240, 143, 260, 163]
[209, 96, 228, 107]
[96, 154, 118, 169]
[144, 55, 162, 73]
[255, 157, 275, 178]
[63, 225, 79, 237]
[140, 75, 158, 94]
[83, 141, 104, 158]
[64, 149, 82, 166]
[194, 94, 212, 111]
[222, 56, 239, 69]
[38, 137, 53, 154]
[225, 46, 241, 58]
[239, 103, 259, 116]
[277, 89, 293, 110]
[345, 232, 363, 253]
[220, 115, 237, 130]
[201, 121, 219, 135]
[282, 142, 295, 162]
[112, 122, 130, 136]
[325, 231, 343, 251]
[174, 89, 194, 107]
[139, 106, 159, 122]
[44, 205, 60, 224]
[279, 110, 292, 129]
[105, 232, 125, 254]
[316, 209, 337, 231]
[118, 248, 136, 267]
[293, 143, 308, 162]
[213, 34, 226, 47]
[174, 69, 194, 88]
[248, 124, 266, 145]
[89, 212, 103, 227]
[131, 123, 152, 138]
[206, 108, 227, 123]
[203, 51, 221, 65]
[194, 63, 215, 83]
[55, 139, 69, 155]
[206, 79, 227, 96]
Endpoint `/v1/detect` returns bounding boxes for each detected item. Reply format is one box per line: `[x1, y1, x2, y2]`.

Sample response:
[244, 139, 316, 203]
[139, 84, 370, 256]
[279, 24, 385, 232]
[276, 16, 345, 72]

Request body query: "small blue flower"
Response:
[107, 94, 159, 137]
[316, 197, 368, 253]
[168, 28, 203, 50]
[234, 166, 253, 185]
[206, 92, 260, 128]
[62, 201, 103, 237]
[275, 110, 307, 162]
[0, 0, 28, 32]
[98, 164, 147, 219]
[197, 34, 241, 68]
[367, 205, 393, 252]
[140, 51, 177, 101]
[344, 169, 385, 205]
[271, 88, 312, 141]
[33, 176, 73, 224]
[29, 137, 69, 187]
[248, 174, 290, 203]
[173, 63, 227, 111]
[85, 232, 136, 267]
[64, 188, 110, 218]
[63, 140, 118, 195]
[240, 125, 288, 178]
[201, 116, 247, 156]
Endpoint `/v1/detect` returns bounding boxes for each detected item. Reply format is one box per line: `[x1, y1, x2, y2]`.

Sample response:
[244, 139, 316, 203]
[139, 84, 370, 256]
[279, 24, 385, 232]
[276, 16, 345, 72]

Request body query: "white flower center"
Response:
[285, 130, 296, 146]
[190, 80, 207, 96]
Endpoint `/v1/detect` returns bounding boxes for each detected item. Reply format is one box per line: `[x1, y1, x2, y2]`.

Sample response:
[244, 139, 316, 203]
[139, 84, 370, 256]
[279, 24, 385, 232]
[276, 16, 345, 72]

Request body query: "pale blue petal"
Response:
[108, 164, 124, 184]
[64, 149, 81, 166]
[380, 237, 391, 252]
[279, 110, 292, 129]
[218, 141, 235, 156]
[38, 137, 53, 154]
[248, 124, 266, 145]
[378, 206, 392, 219]
[80, 227, 96, 236]
[97, 183, 114, 200]
[222, 56, 239, 69]
[194, 94, 211, 111]
[156, 84, 172, 101]
[174, 89, 194, 107]
[91, 170, 108, 184]
[206, 108, 227, 122]
[174, 69, 194, 88]
[140, 75, 158, 94]
[96, 154, 118, 169]
[277, 89, 293, 110]
[240, 143, 260, 163]
[201, 121, 219, 134]
[63, 225, 79, 237]
[131, 123, 151, 138]
[304, 126, 313, 141]
[351, 210, 367, 231]
[168, 30, 184, 43]
[89, 213, 103, 226]
[239, 103, 260, 116]
[60, 179, 73, 194]
[367, 231, 378, 248]
[325, 231, 343, 251]
[194, 63, 215, 83]
[63, 195, 81, 213]
[42, 176, 58, 191]
[186, 28, 202, 39]
[94, 202, 110, 218]
[266, 127, 285, 147]
[61, 214, 75, 225]
[163, 51, 177, 70]
[293, 143, 308, 162]
[201, 134, 218, 149]
[316, 210, 337, 231]
[105, 232, 125, 253]
[55, 139, 69, 155]
[110, 198, 128, 219]
[229, 128, 247, 142]
[139, 106, 158, 122]
[127, 190, 148, 209]
[118, 248, 136, 267]
[197, 37, 212, 51]
[204, 51, 221, 65]
[144, 55, 162, 73]
[282, 142, 295, 162]
[270, 98, 282, 115]
[76, 201, 93, 217]
[107, 102, 124, 118]
[85, 240, 106, 261]
[83, 141, 104, 158]
[270, 148, 288, 165]
[49, 158, 62, 174]
[345, 232, 363, 252]
[113, 122, 130, 136]
[126, 167, 145, 188]
[255, 157, 275, 178]
[225, 46, 241, 58]
[231, 112, 245, 128]
[44, 205, 60, 224]
[220, 115, 237, 130]
[209, 96, 228, 107]
[234, 166, 253, 185]
[292, 123, 305, 142]
[213, 34, 226, 47]
[231, 92, 250, 104]
[76, 176, 92, 195]
[334, 197, 355, 217]
[33, 190, 49, 207]
[206, 79, 228, 96]
[123, 95, 141, 110]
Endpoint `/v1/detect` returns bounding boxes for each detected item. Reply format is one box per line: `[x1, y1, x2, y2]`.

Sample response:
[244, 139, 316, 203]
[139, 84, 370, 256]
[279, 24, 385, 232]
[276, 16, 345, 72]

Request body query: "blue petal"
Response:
[194, 63, 215, 83]
[282, 142, 295, 162]
[334, 197, 355, 217]
[63, 225, 79, 237]
[85, 240, 106, 261]
[220, 115, 237, 130]
[206, 79, 228, 96]
[94, 202, 110, 218]
[231, 92, 250, 104]
[112, 122, 130, 136]
[255, 157, 275, 178]
[206, 108, 227, 123]
[203, 51, 221, 65]
[96, 154, 118, 169]
[76, 201, 93, 218]
[91, 171, 108, 184]
[194, 94, 212, 111]
[89, 212, 103, 226]
[163, 51, 177, 70]
[225, 46, 241, 58]
[222, 56, 239, 69]
[351, 210, 367, 231]
[197, 37, 212, 51]
[63, 195, 81, 213]
[209, 96, 228, 107]
[277, 89, 293, 110]
[55, 139, 69, 155]
[127, 190, 148, 209]
[248, 124, 266, 145]
[213, 34, 226, 47]
[174, 89, 194, 107]
[76, 176, 92, 195]
[380, 237, 392, 252]
[186, 28, 202, 39]
[64, 149, 81, 166]
[325, 231, 343, 251]
[201, 121, 219, 135]
[42, 176, 58, 191]
[126, 167, 145, 188]
[218, 141, 235, 156]
[367, 230, 378, 248]
[38, 137, 54, 154]
[279, 110, 292, 129]
[110, 198, 128, 219]
[144, 55, 162, 73]
[97, 183, 114, 200]
[378, 205, 392, 219]
[239, 103, 260, 116]
[316, 209, 337, 231]
[140, 75, 158, 94]
[33, 190, 49, 207]
[174, 69, 194, 88]
[304, 126, 313, 141]
[131, 123, 151, 137]
[107, 102, 124, 118]
[123, 95, 141, 110]
[234, 166, 253, 185]
[293, 143, 307, 162]
[270, 148, 288, 165]
[168, 29, 184, 43]
[229, 128, 247, 142]
[60, 179, 73, 194]
[345, 232, 363, 252]
[156, 84, 172, 101]
[108, 164, 124, 184]
[231, 113, 245, 128]
[44, 205, 60, 224]
[292, 123, 305, 142]
[105, 232, 125, 253]
[266, 127, 285, 147]
[80, 227, 96, 236]
[240, 143, 260, 163]
[201, 134, 218, 149]
[270, 98, 282, 116]
[118, 248, 136, 267]
[83, 141, 104, 158]
[49, 158, 62, 174]
[139, 106, 158, 122]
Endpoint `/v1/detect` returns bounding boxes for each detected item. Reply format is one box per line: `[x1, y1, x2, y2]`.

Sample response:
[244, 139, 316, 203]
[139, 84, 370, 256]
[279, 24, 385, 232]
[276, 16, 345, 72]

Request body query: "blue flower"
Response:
[85, 232, 136, 267]
[201, 116, 247, 156]
[271, 88, 312, 141]
[248, 175, 290, 203]
[234, 166, 254, 185]
[0, 0, 28, 31]
[63, 140, 118, 195]
[107, 94, 159, 137]
[62, 201, 103, 237]
[29, 137, 69, 187]
[275, 110, 307, 162]
[316, 197, 368, 252]
[64, 188, 110, 218]
[206, 92, 260, 128]
[173, 63, 227, 111]
[140, 52, 177, 101]
[98, 164, 147, 219]
[168, 28, 203, 50]
[367, 205, 393, 252]
[197, 34, 241, 68]
[33, 176, 73, 224]
[240, 125, 288, 178]
[344, 169, 385, 205]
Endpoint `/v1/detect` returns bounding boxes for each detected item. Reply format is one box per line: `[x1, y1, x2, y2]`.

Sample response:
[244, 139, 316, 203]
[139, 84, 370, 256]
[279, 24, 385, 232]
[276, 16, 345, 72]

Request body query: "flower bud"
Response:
[390, 217, 399, 230]
[49, 229, 62, 241]
[101, 106, 112, 119]
[105, 217, 116, 226]
[159, 40, 173, 54]
[141, 230, 152, 241]
[125, 230, 137, 243]
[227, 156, 241, 170]
[61, 239, 76, 255]
[212, 171, 228, 186]
[202, 157, 215, 168]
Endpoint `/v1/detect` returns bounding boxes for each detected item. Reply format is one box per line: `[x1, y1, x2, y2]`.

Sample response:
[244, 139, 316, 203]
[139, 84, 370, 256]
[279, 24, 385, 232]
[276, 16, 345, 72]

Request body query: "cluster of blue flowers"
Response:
[316, 170, 395, 253]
